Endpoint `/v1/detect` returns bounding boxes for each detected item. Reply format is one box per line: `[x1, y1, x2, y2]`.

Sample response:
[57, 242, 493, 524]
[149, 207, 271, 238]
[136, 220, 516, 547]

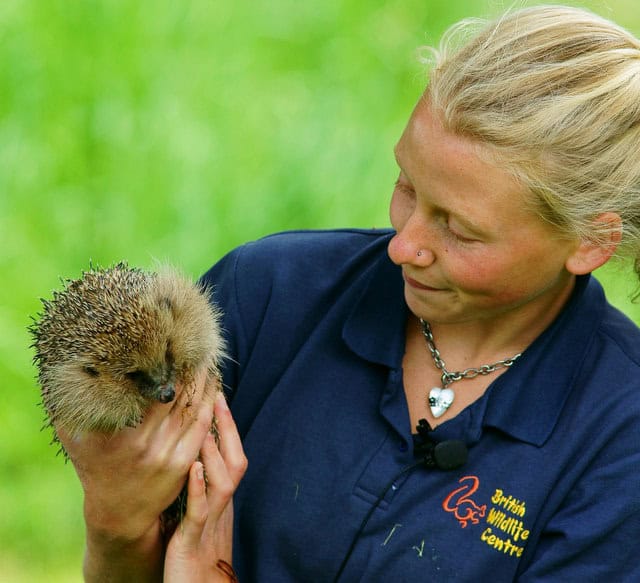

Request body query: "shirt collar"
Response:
[343, 240, 605, 447]
[342, 246, 408, 368]
[483, 274, 604, 446]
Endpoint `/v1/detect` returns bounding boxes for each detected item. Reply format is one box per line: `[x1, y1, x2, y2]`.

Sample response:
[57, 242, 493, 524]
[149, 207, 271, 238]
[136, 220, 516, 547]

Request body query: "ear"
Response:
[565, 212, 622, 275]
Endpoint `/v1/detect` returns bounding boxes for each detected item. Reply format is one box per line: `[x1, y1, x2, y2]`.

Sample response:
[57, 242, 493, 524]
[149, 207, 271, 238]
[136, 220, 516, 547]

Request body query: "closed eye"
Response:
[125, 370, 154, 388]
[394, 169, 483, 244]
[446, 223, 478, 243]
[441, 214, 482, 244]
[83, 365, 99, 377]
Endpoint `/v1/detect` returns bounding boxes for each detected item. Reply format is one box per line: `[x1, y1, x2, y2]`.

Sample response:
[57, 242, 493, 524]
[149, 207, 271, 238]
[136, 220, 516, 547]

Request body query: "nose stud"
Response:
[417, 250, 424, 257]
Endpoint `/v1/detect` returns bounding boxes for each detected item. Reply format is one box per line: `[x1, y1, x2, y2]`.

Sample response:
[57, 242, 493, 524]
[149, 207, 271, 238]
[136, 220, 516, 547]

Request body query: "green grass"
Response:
[3, 1, 640, 580]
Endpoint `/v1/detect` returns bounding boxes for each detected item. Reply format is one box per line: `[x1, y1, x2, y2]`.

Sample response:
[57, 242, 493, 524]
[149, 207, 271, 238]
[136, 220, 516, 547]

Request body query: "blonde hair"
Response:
[424, 5, 640, 281]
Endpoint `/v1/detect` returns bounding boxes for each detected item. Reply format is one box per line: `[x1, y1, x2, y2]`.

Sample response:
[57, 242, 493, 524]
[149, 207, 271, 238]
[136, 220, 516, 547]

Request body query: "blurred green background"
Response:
[2, 1, 640, 580]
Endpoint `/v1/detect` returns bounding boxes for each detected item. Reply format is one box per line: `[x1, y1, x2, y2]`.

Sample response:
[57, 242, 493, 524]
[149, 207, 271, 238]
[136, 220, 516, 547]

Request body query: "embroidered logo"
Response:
[442, 477, 532, 558]
[482, 489, 530, 557]
[442, 475, 487, 528]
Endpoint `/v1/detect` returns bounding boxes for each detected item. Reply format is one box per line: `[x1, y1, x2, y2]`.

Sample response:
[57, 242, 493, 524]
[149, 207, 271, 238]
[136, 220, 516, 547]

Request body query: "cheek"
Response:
[447, 253, 526, 299]
[449, 253, 514, 295]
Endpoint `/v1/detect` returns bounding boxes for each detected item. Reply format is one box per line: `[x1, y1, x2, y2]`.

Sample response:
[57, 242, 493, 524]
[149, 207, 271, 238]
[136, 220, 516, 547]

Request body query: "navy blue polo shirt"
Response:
[201, 229, 640, 582]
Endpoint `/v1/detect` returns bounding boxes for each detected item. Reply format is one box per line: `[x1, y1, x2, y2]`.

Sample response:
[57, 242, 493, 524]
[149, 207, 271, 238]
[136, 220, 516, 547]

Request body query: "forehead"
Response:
[397, 98, 540, 220]
[394, 97, 572, 244]
[396, 97, 512, 186]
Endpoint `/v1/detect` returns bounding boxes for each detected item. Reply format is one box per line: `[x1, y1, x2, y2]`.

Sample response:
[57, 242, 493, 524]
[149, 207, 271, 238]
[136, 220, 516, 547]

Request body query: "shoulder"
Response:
[494, 275, 640, 445]
[201, 228, 394, 292]
[596, 299, 640, 369]
[199, 227, 397, 352]
[235, 227, 393, 268]
[573, 281, 640, 445]
[199, 228, 400, 401]
[585, 276, 640, 382]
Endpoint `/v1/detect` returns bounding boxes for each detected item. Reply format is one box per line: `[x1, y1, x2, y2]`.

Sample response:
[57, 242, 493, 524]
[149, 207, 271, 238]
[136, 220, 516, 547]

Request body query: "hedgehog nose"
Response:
[157, 384, 176, 403]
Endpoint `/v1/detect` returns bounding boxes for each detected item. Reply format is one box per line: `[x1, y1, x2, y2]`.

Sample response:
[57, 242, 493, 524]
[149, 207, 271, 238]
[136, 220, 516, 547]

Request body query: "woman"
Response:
[59, 5, 640, 581]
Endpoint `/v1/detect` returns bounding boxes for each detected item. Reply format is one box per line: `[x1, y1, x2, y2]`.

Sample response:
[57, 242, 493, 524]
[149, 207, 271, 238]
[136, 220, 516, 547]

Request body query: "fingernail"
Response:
[195, 461, 204, 481]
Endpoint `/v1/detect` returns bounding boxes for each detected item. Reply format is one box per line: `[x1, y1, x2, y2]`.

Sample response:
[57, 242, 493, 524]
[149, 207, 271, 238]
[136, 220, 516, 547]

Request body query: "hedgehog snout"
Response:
[156, 383, 176, 403]
[125, 368, 176, 404]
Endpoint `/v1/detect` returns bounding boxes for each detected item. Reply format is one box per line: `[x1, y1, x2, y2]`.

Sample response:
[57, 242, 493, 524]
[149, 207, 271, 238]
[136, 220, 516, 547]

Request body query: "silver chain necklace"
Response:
[420, 319, 522, 418]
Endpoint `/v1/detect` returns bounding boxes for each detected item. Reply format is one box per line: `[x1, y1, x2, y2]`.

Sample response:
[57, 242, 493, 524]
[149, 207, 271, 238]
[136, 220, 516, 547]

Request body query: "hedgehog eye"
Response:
[83, 365, 99, 377]
[125, 370, 153, 387]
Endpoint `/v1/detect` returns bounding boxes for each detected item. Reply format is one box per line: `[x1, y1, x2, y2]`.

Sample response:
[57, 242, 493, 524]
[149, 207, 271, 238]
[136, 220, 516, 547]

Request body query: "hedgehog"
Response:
[29, 262, 225, 535]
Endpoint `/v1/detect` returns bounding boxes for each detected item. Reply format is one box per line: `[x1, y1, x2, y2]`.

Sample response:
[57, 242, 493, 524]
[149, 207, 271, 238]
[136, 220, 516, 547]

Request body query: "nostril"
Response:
[157, 385, 176, 403]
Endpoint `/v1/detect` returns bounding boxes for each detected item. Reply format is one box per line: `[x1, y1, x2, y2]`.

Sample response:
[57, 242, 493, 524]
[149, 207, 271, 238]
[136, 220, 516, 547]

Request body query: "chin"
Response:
[405, 290, 460, 322]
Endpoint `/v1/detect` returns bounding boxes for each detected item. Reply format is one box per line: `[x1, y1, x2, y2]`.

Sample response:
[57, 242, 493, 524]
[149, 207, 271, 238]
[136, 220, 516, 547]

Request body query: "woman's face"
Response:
[388, 97, 580, 326]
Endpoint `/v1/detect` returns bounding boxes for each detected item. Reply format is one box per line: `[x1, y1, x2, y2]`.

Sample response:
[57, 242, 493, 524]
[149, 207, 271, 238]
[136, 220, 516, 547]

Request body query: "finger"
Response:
[168, 376, 217, 464]
[193, 371, 219, 422]
[137, 375, 215, 496]
[155, 368, 214, 452]
[174, 461, 208, 549]
[211, 500, 235, 566]
[200, 433, 236, 519]
[170, 366, 209, 417]
[167, 367, 219, 431]
[143, 371, 206, 427]
[214, 393, 248, 486]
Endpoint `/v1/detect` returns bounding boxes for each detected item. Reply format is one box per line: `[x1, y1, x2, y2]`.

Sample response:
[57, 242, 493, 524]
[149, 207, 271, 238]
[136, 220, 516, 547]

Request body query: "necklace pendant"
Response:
[429, 387, 454, 419]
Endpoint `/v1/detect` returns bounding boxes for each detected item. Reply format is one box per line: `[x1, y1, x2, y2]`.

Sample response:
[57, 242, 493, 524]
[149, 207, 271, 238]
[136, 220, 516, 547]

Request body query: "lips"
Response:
[404, 273, 443, 291]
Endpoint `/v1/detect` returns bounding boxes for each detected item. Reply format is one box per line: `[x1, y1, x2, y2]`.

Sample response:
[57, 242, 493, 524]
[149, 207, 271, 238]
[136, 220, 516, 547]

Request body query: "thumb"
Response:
[173, 461, 208, 549]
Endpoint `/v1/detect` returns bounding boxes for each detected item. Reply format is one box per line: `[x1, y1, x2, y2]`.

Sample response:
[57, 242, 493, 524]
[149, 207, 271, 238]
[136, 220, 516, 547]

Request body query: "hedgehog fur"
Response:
[30, 262, 224, 440]
[29, 262, 225, 536]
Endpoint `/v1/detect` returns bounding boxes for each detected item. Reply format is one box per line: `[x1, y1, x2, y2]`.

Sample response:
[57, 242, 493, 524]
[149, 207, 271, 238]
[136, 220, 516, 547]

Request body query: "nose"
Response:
[388, 222, 435, 266]
[156, 384, 176, 404]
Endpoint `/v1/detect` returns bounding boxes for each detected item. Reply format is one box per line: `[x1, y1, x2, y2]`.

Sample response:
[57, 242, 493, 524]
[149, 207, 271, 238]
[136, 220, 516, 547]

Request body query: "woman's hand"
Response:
[164, 394, 247, 582]
[57, 368, 219, 582]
